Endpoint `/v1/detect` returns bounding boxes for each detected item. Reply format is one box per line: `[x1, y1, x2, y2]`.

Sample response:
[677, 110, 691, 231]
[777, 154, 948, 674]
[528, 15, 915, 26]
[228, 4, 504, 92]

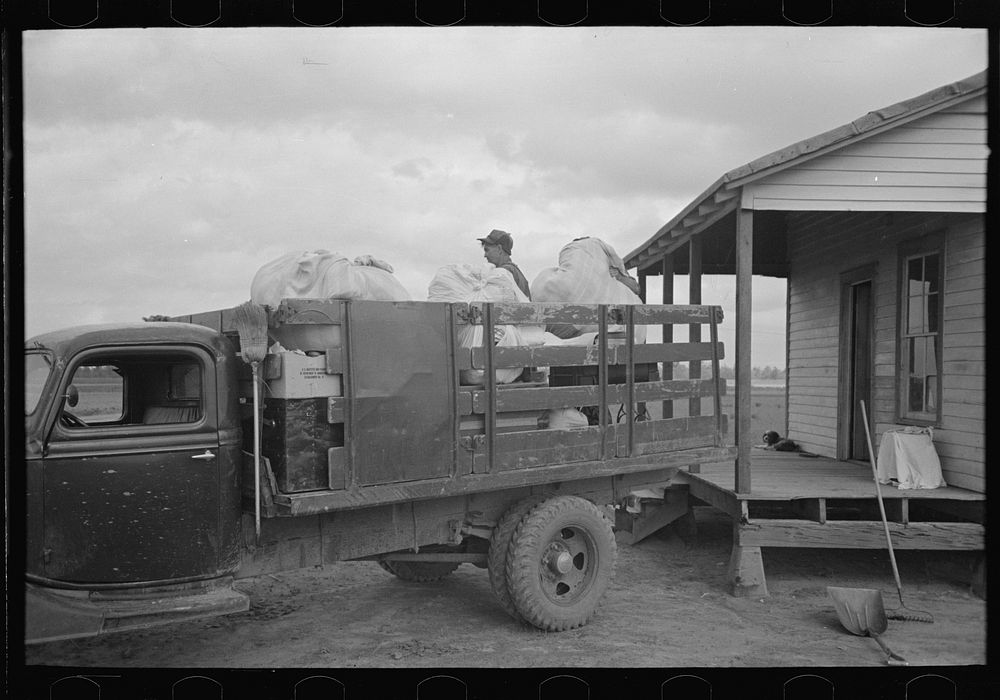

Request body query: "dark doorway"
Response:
[839, 264, 877, 462]
[848, 280, 873, 460]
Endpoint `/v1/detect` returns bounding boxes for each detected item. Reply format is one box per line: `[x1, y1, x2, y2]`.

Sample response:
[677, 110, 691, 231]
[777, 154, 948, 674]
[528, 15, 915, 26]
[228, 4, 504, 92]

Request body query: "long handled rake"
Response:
[859, 400, 934, 623]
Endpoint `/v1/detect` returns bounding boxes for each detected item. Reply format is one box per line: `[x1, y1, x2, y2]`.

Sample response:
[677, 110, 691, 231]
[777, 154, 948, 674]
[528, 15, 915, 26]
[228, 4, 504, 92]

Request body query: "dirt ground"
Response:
[24, 506, 985, 671]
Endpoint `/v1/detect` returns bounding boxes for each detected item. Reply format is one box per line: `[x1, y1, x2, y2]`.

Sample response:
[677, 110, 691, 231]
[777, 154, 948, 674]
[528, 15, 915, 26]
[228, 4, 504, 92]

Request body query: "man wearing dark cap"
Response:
[478, 229, 531, 299]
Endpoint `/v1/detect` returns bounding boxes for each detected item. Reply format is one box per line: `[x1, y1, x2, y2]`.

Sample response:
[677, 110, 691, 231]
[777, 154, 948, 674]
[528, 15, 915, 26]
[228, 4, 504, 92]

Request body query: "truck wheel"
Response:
[506, 495, 617, 631]
[488, 494, 549, 622]
[378, 560, 460, 582]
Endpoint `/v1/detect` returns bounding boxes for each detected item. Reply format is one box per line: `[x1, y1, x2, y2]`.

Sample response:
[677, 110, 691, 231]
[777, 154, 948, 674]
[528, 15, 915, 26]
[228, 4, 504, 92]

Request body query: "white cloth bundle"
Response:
[539, 407, 590, 430]
[427, 263, 544, 385]
[876, 427, 946, 490]
[530, 237, 646, 342]
[250, 250, 411, 308]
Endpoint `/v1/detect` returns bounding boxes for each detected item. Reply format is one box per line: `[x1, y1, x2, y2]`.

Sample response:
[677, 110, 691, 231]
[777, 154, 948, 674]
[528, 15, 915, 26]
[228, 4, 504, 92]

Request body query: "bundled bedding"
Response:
[427, 263, 544, 385]
[250, 250, 411, 308]
[530, 237, 646, 342]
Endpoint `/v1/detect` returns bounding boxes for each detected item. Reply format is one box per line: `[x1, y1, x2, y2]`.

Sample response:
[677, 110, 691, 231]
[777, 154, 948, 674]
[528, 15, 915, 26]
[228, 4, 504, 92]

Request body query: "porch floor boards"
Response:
[678, 449, 984, 504]
[672, 450, 984, 595]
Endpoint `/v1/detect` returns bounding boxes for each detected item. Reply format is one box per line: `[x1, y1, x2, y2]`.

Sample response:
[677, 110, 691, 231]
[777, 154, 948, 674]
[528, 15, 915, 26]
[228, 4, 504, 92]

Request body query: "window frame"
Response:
[896, 232, 945, 426]
[50, 345, 213, 440]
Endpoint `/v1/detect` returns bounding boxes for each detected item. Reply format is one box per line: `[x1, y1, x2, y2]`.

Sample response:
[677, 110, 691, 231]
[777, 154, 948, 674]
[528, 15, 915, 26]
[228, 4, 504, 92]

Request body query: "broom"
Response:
[234, 301, 269, 543]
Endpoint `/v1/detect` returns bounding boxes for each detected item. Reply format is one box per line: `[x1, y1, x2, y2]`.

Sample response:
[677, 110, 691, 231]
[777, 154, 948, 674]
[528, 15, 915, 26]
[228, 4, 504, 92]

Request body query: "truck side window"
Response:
[144, 361, 203, 424]
[60, 353, 204, 429]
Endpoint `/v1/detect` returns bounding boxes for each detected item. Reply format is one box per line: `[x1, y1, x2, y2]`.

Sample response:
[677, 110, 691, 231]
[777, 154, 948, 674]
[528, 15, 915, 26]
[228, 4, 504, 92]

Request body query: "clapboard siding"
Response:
[941, 375, 985, 392]
[744, 93, 986, 212]
[801, 155, 986, 174]
[944, 275, 984, 294]
[943, 402, 984, 420]
[785, 209, 984, 492]
[749, 199, 982, 213]
[939, 95, 986, 117]
[763, 170, 983, 187]
[944, 473, 981, 492]
[943, 334, 985, 354]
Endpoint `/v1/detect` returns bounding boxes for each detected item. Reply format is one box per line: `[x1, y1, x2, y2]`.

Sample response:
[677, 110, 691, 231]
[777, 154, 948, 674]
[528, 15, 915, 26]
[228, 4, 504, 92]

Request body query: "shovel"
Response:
[828, 586, 908, 666]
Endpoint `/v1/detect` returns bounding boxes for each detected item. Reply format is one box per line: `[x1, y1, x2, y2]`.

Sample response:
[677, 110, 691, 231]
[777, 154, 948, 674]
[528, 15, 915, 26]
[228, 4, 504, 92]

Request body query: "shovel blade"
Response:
[828, 586, 888, 637]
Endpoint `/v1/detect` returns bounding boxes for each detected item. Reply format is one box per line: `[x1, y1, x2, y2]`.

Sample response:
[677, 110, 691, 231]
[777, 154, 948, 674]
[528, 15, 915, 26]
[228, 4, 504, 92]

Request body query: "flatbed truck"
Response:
[23, 298, 732, 642]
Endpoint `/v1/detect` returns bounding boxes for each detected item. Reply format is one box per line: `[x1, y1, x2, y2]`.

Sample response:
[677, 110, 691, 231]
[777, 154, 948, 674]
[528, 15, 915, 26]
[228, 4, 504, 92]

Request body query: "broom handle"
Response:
[253, 363, 261, 541]
[860, 400, 904, 601]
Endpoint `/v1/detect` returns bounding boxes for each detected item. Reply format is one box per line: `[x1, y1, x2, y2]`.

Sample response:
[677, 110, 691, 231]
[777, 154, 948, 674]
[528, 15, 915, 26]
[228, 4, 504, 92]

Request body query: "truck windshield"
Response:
[25, 352, 53, 414]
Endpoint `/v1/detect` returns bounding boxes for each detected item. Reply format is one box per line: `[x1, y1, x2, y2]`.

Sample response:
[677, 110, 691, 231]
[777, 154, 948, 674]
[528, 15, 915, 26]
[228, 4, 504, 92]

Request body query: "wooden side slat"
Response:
[478, 416, 721, 472]
[462, 302, 723, 326]
[468, 342, 723, 370]
[465, 379, 725, 413]
[486, 427, 607, 472]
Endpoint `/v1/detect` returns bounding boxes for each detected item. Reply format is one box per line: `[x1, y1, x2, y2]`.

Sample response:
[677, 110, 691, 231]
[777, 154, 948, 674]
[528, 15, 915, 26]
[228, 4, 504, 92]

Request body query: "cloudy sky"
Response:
[22, 26, 987, 367]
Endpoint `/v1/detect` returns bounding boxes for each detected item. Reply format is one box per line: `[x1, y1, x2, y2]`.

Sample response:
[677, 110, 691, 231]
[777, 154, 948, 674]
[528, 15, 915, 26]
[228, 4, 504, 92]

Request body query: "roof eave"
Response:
[625, 70, 987, 271]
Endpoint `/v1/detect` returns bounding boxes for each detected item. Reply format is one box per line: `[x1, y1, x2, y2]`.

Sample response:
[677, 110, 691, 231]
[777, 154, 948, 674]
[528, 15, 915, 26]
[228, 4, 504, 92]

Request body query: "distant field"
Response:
[723, 385, 786, 440]
[644, 385, 785, 441]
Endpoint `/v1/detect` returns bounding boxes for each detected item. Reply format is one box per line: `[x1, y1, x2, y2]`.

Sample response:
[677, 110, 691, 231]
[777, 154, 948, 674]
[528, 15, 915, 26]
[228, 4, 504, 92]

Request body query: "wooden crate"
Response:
[262, 398, 344, 493]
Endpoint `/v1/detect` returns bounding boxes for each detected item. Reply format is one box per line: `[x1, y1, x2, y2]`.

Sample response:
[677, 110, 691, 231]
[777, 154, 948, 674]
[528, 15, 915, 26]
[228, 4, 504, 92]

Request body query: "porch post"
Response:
[688, 237, 703, 417]
[661, 253, 674, 419]
[735, 207, 753, 494]
[638, 267, 647, 302]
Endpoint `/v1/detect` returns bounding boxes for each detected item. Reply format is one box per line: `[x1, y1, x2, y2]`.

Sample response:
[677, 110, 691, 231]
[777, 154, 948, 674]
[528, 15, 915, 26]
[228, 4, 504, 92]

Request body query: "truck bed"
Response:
[177, 298, 732, 517]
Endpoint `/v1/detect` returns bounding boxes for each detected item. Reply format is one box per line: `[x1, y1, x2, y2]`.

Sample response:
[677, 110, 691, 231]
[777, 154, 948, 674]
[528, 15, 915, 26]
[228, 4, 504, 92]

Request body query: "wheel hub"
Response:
[546, 547, 573, 575]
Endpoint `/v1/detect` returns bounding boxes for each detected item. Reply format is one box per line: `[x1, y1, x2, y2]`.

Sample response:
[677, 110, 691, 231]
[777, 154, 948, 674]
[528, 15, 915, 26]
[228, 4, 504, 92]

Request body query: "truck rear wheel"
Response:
[378, 560, 460, 582]
[505, 495, 617, 631]
[487, 494, 549, 622]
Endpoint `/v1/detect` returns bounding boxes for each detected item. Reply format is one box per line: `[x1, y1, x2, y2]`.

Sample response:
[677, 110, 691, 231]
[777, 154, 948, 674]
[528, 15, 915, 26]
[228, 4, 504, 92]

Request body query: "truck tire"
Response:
[505, 495, 617, 631]
[378, 560, 460, 582]
[487, 494, 549, 622]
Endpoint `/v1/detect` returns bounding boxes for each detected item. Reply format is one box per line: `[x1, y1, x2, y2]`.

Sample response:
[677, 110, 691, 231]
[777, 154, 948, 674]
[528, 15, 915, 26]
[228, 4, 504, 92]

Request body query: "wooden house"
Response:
[624, 71, 987, 595]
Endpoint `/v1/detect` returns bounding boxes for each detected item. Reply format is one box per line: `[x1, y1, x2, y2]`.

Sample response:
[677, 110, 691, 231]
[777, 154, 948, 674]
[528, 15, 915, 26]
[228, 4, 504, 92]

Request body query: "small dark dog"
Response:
[761, 431, 819, 457]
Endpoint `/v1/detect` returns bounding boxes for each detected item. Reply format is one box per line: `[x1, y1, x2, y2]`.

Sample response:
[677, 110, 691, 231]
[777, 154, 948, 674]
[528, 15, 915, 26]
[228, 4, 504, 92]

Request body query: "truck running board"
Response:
[24, 577, 249, 644]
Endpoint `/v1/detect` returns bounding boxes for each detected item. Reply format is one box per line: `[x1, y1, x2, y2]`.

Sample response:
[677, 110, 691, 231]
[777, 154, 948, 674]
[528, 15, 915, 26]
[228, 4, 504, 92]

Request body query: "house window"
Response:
[898, 241, 943, 424]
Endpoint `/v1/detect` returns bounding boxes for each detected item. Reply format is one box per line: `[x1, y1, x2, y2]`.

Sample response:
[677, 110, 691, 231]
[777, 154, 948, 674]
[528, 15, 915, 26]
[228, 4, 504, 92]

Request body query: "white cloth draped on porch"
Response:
[876, 427, 946, 490]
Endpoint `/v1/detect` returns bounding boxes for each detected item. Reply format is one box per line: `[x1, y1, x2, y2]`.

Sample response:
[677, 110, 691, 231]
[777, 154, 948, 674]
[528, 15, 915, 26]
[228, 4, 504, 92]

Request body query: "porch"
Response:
[671, 450, 985, 596]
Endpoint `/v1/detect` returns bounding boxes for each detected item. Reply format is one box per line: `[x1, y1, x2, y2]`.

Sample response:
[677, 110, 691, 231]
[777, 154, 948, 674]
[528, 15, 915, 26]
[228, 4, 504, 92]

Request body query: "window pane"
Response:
[908, 377, 924, 413]
[907, 257, 924, 295]
[907, 294, 924, 334]
[169, 363, 202, 400]
[924, 254, 940, 294]
[925, 336, 937, 373]
[909, 337, 925, 376]
[70, 365, 124, 422]
[925, 376, 937, 412]
[927, 292, 939, 333]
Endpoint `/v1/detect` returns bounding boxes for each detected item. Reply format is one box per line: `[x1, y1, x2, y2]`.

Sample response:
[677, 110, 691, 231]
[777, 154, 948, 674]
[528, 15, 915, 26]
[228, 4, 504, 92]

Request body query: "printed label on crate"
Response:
[297, 366, 327, 381]
[267, 352, 342, 398]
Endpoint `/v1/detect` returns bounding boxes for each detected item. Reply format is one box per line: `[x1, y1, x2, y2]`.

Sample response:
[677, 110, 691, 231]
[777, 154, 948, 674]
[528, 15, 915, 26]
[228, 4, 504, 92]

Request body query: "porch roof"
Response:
[625, 71, 988, 276]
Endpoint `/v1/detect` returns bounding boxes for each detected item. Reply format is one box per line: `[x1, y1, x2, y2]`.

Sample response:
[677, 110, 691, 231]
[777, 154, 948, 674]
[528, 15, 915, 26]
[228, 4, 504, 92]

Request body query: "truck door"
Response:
[41, 345, 227, 584]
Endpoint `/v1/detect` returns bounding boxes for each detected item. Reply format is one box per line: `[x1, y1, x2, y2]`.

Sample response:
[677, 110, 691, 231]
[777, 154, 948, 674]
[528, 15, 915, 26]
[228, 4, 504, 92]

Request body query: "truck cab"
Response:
[24, 323, 246, 641]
